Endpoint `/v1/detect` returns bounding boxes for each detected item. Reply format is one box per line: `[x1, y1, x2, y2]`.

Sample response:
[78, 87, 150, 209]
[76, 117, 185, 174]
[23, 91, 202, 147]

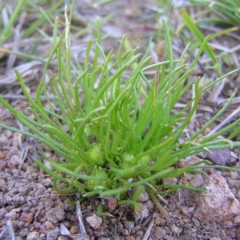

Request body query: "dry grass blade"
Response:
[142, 219, 154, 240]
[206, 106, 240, 136]
[76, 201, 87, 235]
[207, 78, 226, 103]
[6, 12, 25, 72]
[6, 220, 16, 240]
[219, 97, 240, 105]
[147, 190, 171, 223]
[0, 61, 42, 87]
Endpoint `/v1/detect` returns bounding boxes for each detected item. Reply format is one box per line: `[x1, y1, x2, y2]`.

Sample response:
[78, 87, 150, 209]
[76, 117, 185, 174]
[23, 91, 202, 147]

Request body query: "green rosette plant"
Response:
[1, 14, 240, 212]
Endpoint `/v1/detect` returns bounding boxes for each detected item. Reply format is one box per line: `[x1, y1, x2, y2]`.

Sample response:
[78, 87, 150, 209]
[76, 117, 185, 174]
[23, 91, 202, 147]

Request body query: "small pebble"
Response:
[8, 154, 20, 167]
[26, 165, 38, 174]
[189, 174, 204, 188]
[34, 222, 42, 230]
[126, 236, 135, 240]
[58, 237, 69, 240]
[40, 233, 46, 238]
[132, 225, 141, 234]
[117, 222, 124, 232]
[137, 190, 149, 202]
[234, 215, 240, 224]
[18, 186, 29, 196]
[136, 230, 143, 237]
[192, 218, 200, 227]
[0, 134, 8, 147]
[47, 227, 60, 240]
[61, 221, 70, 229]
[236, 227, 240, 239]
[140, 204, 149, 220]
[223, 221, 234, 228]
[55, 199, 65, 221]
[16, 220, 24, 229]
[45, 221, 55, 230]
[86, 214, 102, 229]
[124, 221, 134, 232]
[5, 129, 13, 138]
[12, 133, 21, 147]
[152, 226, 167, 239]
[108, 197, 117, 211]
[0, 208, 7, 219]
[171, 224, 182, 235]
[180, 207, 189, 216]
[121, 229, 129, 236]
[5, 208, 21, 220]
[177, 156, 201, 167]
[227, 178, 240, 188]
[22, 212, 34, 223]
[42, 178, 53, 187]
[228, 230, 236, 239]
[223, 236, 231, 240]
[0, 161, 7, 170]
[230, 172, 239, 180]
[26, 231, 40, 240]
[203, 149, 230, 166]
[164, 236, 175, 240]
[146, 200, 154, 210]
[0, 150, 5, 159]
[19, 228, 29, 238]
[0, 178, 7, 192]
[69, 225, 78, 234]
[182, 217, 190, 224]
[154, 216, 165, 226]
[162, 177, 178, 185]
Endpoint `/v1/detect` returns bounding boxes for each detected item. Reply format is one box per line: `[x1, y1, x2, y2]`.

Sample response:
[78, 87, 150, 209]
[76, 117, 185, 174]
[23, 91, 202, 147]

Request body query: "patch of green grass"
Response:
[189, 0, 240, 26]
[178, 10, 239, 75]
[0, 0, 102, 63]
[1, 3, 240, 210]
[0, 0, 64, 63]
[0, 0, 25, 46]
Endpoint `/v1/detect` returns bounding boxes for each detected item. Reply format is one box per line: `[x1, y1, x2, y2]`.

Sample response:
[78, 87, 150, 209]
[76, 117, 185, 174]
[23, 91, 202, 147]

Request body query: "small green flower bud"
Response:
[120, 152, 135, 169]
[139, 155, 151, 166]
[88, 144, 105, 166]
[87, 167, 109, 191]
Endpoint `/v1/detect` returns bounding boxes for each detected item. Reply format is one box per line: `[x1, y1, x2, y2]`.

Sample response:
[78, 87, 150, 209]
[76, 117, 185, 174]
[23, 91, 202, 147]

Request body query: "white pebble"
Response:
[26, 231, 40, 240]
[86, 214, 102, 229]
